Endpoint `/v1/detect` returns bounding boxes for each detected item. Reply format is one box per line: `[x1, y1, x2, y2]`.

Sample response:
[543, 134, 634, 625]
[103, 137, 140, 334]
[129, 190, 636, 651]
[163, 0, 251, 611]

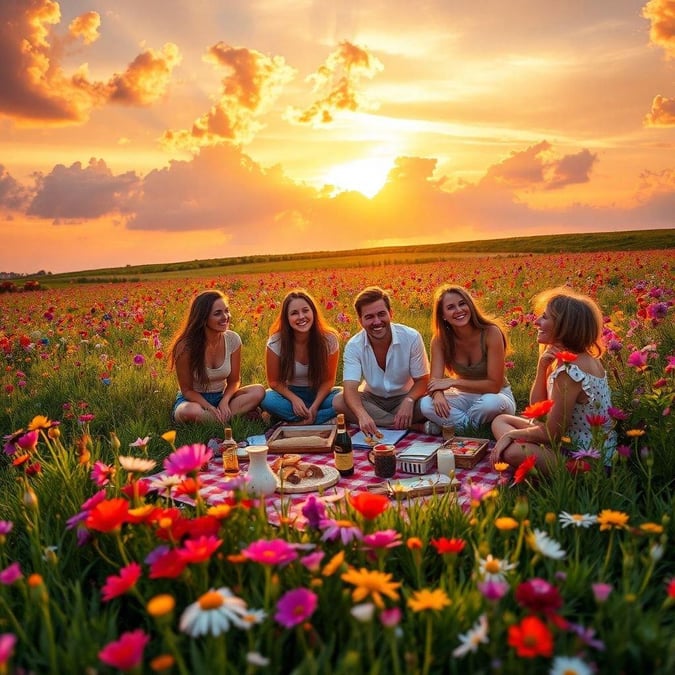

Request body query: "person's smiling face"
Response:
[358, 298, 392, 343]
[534, 306, 556, 345]
[287, 297, 314, 334]
[441, 291, 471, 327]
[206, 298, 231, 332]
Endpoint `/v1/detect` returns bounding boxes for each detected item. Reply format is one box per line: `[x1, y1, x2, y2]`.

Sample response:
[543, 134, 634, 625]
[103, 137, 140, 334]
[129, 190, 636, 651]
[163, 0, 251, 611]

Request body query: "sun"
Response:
[322, 157, 393, 198]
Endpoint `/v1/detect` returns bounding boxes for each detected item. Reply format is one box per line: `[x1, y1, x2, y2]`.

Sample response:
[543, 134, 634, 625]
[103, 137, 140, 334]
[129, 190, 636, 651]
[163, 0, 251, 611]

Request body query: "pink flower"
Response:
[274, 588, 318, 628]
[591, 582, 613, 603]
[242, 538, 298, 567]
[101, 562, 142, 602]
[608, 406, 628, 421]
[665, 355, 675, 374]
[98, 629, 149, 671]
[164, 443, 212, 476]
[0, 562, 22, 585]
[16, 430, 39, 453]
[477, 578, 509, 602]
[627, 350, 648, 370]
[379, 607, 403, 628]
[133, 354, 146, 366]
[0, 633, 17, 668]
[91, 461, 115, 486]
[362, 529, 403, 551]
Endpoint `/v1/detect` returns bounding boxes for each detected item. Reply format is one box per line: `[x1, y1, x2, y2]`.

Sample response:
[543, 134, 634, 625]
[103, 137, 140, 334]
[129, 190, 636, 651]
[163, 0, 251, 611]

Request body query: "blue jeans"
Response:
[261, 386, 341, 424]
[171, 391, 222, 422]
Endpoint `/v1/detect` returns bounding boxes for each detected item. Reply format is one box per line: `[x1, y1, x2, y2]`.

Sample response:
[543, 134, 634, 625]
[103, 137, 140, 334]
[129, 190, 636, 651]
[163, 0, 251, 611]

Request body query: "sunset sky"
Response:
[1, 0, 674, 274]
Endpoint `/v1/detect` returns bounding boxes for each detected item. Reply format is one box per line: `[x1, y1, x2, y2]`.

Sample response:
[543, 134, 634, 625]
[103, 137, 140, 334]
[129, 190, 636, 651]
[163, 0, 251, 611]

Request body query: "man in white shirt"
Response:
[334, 286, 430, 435]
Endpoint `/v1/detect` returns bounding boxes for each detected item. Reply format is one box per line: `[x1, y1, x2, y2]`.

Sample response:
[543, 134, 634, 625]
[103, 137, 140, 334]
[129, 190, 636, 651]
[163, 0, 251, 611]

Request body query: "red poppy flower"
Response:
[513, 455, 537, 484]
[430, 537, 466, 555]
[555, 351, 578, 363]
[349, 492, 389, 520]
[522, 400, 554, 419]
[85, 498, 130, 533]
[507, 614, 554, 658]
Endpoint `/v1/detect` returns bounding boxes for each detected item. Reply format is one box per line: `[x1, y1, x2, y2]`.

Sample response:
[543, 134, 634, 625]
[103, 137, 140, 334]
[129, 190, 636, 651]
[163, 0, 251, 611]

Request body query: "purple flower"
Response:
[300, 494, 327, 529]
[164, 443, 212, 476]
[477, 578, 509, 602]
[608, 406, 628, 421]
[570, 448, 601, 461]
[133, 354, 146, 366]
[320, 518, 363, 545]
[568, 622, 606, 651]
[274, 588, 318, 628]
[616, 444, 631, 458]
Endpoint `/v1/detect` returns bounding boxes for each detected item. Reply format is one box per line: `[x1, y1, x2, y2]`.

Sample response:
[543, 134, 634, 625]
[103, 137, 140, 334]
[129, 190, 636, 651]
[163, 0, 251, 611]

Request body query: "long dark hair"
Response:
[169, 290, 228, 386]
[268, 289, 338, 391]
[431, 285, 507, 368]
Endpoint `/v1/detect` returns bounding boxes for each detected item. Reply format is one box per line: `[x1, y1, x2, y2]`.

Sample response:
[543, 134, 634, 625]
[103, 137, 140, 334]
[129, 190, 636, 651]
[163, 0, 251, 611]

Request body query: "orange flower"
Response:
[556, 351, 578, 363]
[430, 537, 466, 555]
[507, 615, 554, 658]
[349, 492, 389, 520]
[522, 400, 554, 419]
[85, 498, 130, 532]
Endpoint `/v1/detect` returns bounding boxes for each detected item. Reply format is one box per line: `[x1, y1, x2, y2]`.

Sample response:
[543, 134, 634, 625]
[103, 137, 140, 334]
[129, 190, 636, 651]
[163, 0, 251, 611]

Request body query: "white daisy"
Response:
[351, 602, 376, 623]
[528, 529, 567, 560]
[559, 512, 598, 528]
[179, 587, 249, 637]
[477, 554, 518, 581]
[147, 474, 182, 496]
[452, 613, 489, 657]
[118, 455, 157, 474]
[549, 655, 592, 675]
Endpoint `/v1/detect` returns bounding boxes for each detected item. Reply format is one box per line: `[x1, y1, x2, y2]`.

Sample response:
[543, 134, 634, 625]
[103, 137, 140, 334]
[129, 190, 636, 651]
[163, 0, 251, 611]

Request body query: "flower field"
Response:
[0, 250, 673, 673]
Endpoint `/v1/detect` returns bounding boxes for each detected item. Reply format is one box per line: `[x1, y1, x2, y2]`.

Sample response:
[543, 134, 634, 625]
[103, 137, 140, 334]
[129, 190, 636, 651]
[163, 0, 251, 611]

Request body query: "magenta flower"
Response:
[477, 578, 509, 603]
[91, 460, 115, 487]
[627, 350, 648, 370]
[0, 521, 13, 536]
[380, 606, 403, 628]
[242, 538, 298, 567]
[0, 633, 17, 667]
[362, 529, 403, 551]
[98, 629, 150, 671]
[299, 551, 325, 572]
[274, 588, 318, 628]
[515, 578, 563, 615]
[461, 481, 493, 504]
[164, 443, 212, 476]
[616, 444, 631, 458]
[300, 494, 327, 529]
[607, 406, 628, 421]
[133, 354, 146, 366]
[0, 562, 22, 585]
[591, 582, 613, 603]
[101, 562, 142, 602]
[15, 430, 39, 453]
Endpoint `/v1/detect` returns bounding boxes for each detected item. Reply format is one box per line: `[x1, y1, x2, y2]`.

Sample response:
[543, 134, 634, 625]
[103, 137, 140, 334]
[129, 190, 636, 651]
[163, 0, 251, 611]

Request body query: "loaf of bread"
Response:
[269, 435, 326, 448]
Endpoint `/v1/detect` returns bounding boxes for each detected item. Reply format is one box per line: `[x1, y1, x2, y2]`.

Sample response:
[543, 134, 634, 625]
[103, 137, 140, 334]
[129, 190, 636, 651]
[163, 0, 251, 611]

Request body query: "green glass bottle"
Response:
[333, 413, 354, 477]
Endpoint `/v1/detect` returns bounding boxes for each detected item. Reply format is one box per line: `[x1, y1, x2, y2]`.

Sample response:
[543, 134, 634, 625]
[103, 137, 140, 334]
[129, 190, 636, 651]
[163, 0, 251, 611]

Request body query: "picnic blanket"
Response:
[146, 429, 503, 522]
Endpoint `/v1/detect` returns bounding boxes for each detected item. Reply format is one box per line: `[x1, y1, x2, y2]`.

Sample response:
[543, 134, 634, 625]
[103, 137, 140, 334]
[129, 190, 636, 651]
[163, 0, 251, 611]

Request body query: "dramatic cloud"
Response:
[645, 94, 675, 126]
[28, 159, 139, 220]
[288, 41, 384, 125]
[162, 44, 295, 149]
[0, 0, 180, 125]
[0, 166, 30, 211]
[482, 143, 596, 190]
[643, 0, 675, 59]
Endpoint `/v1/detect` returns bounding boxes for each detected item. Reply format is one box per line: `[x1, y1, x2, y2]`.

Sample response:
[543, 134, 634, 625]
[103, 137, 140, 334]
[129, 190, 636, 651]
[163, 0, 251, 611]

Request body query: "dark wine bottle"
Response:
[333, 413, 354, 476]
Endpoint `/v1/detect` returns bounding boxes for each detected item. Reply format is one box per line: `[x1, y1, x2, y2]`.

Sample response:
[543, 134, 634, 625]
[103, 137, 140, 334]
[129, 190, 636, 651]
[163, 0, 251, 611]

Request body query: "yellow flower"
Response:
[407, 588, 451, 612]
[493, 462, 509, 472]
[639, 522, 663, 535]
[545, 512, 556, 524]
[161, 430, 177, 445]
[341, 567, 401, 609]
[495, 517, 519, 531]
[322, 551, 345, 577]
[147, 594, 176, 618]
[597, 509, 629, 531]
[626, 429, 646, 437]
[128, 505, 154, 519]
[207, 504, 233, 520]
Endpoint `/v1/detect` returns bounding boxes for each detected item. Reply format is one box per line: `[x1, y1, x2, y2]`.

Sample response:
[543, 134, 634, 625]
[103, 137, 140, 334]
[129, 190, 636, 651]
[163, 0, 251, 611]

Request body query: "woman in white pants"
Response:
[420, 285, 515, 434]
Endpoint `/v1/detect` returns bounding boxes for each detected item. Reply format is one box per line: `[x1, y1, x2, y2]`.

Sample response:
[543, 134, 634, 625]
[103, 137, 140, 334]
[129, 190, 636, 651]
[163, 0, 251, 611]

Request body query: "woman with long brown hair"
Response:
[420, 284, 516, 433]
[261, 289, 341, 425]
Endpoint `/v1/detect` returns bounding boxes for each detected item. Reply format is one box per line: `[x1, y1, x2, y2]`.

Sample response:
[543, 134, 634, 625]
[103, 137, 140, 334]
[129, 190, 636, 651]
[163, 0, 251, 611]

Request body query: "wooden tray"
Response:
[367, 473, 459, 498]
[267, 425, 336, 454]
[275, 465, 340, 493]
[444, 437, 489, 468]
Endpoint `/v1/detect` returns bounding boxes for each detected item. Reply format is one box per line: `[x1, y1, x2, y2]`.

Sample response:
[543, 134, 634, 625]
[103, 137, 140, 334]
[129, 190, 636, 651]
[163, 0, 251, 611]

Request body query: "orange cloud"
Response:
[68, 11, 100, 45]
[0, 0, 180, 125]
[288, 41, 383, 125]
[163, 44, 295, 149]
[644, 94, 675, 126]
[643, 0, 675, 59]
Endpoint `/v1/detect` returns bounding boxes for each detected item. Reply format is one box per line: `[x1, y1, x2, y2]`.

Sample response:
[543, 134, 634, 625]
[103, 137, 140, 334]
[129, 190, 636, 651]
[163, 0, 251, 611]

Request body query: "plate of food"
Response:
[270, 454, 340, 493]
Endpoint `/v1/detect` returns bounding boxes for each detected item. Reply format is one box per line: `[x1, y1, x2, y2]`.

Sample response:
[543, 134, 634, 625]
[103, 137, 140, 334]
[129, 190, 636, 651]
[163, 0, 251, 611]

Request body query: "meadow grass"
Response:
[0, 242, 673, 673]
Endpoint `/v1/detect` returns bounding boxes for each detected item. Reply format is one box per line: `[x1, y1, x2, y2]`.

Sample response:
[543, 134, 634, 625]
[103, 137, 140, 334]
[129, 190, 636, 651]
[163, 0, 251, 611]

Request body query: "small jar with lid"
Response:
[371, 444, 397, 478]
